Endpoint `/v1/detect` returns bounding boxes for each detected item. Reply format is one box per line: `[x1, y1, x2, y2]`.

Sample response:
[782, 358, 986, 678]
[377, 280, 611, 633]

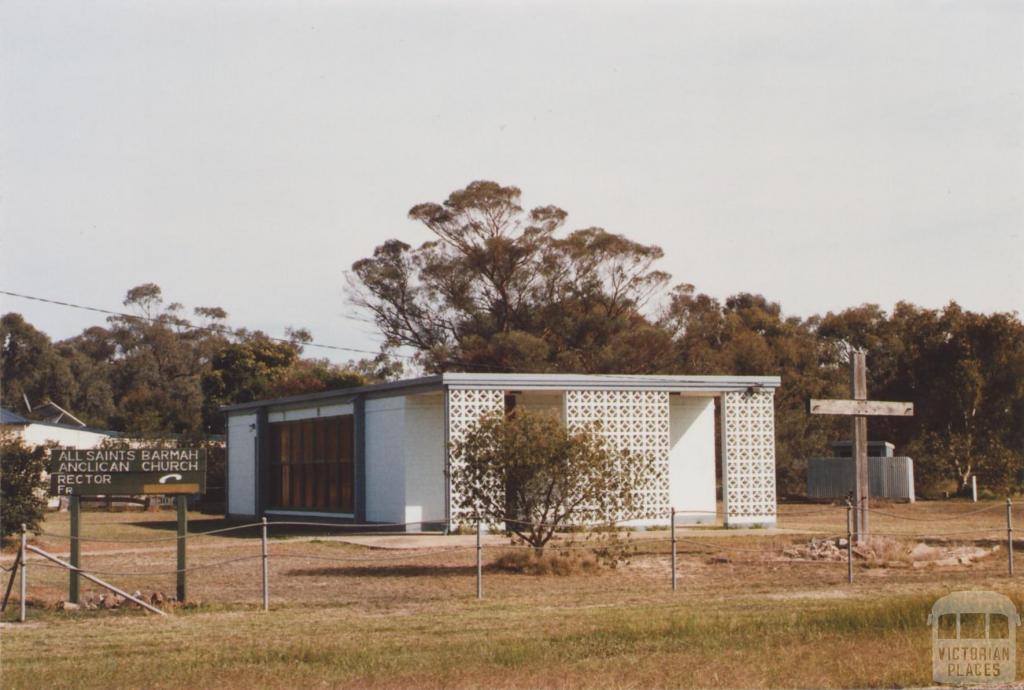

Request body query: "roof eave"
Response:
[220, 375, 445, 414]
[442, 373, 781, 393]
[221, 372, 783, 415]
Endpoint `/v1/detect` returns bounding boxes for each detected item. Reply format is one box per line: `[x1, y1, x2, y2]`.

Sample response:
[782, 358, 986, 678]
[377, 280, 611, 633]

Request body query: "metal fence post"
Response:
[69, 495, 80, 604]
[176, 496, 187, 603]
[476, 517, 483, 600]
[261, 517, 269, 611]
[19, 524, 27, 622]
[1007, 499, 1014, 577]
[846, 500, 854, 584]
[671, 507, 677, 592]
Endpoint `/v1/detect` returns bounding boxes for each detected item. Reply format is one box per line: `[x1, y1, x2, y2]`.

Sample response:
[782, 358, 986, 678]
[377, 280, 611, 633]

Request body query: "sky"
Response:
[2, 0, 1022, 364]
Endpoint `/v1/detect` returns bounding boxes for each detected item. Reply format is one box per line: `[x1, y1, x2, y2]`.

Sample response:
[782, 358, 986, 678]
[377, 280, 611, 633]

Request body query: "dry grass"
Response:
[2, 499, 1022, 689]
[491, 549, 599, 575]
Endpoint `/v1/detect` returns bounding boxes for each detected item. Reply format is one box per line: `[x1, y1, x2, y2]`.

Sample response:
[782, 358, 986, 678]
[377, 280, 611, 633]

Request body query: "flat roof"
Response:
[222, 372, 781, 414]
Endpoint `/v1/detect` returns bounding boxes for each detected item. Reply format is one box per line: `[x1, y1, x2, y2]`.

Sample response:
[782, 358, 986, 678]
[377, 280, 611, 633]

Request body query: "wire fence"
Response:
[3, 500, 1019, 622]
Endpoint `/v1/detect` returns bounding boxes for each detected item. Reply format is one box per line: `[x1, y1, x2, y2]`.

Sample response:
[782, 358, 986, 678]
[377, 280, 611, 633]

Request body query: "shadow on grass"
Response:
[118, 518, 438, 541]
[117, 517, 262, 540]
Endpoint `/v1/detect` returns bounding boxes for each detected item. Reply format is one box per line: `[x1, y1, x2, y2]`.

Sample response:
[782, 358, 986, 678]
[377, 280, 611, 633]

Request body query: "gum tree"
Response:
[349, 180, 674, 374]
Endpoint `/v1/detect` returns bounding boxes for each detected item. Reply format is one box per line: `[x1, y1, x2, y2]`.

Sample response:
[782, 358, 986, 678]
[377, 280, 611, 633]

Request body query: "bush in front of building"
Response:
[450, 410, 650, 550]
[0, 430, 48, 540]
[490, 549, 598, 576]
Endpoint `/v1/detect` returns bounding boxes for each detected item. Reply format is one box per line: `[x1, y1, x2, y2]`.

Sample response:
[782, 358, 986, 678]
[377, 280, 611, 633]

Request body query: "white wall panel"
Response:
[364, 397, 406, 523]
[668, 397, 716, 524]
[403, 394, 446, 530]
[226, 412, 258, 516]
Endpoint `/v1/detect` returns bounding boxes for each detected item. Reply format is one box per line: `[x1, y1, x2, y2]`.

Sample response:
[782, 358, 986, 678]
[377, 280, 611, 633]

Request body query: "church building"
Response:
[222, 373, 781, 529]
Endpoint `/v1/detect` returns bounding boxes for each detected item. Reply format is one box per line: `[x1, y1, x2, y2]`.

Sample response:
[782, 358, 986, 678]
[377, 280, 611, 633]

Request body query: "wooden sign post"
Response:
[810, 351, 914, 544]
[49, 447, 206, 603]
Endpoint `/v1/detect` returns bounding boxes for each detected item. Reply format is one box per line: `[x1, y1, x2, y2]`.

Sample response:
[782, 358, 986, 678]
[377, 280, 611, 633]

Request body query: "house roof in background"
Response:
[30, 401, 87, 427]
[0, 407, 30, 424]
[1, 406, 124, 437]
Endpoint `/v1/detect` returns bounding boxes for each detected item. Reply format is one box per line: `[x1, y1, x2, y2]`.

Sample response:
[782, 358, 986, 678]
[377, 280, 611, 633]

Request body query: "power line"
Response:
[0, 289, 527, 372]
[0, 289, 714, 379]
[0, 289, 416, 361]
[0, 289, 527, 373]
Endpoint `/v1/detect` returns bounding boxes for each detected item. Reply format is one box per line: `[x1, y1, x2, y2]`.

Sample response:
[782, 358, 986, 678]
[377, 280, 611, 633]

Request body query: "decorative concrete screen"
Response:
[721, 390, 777, 526]
[565, 390, 671, 522]
[446, 388, 505, 523]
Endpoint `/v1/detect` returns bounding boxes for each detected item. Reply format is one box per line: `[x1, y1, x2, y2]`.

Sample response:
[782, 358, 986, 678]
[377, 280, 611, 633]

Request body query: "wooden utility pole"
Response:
[852, 351, 869, 541]
[810, 350, 914, 544]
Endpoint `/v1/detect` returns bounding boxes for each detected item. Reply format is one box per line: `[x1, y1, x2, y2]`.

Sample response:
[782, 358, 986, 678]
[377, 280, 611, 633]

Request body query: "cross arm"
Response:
[809, 399, 914, 416]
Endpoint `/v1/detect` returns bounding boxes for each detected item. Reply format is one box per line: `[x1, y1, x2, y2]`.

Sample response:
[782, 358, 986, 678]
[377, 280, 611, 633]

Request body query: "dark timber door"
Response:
[268, 415, 354, 513]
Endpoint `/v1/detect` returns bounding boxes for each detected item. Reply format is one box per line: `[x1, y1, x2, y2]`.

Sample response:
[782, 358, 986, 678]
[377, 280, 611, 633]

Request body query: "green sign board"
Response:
[49, 448, 207, 496]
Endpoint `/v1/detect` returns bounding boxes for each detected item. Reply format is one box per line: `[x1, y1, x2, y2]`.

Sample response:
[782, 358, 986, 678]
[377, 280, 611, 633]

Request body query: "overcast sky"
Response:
[2, 1, 1021, 363]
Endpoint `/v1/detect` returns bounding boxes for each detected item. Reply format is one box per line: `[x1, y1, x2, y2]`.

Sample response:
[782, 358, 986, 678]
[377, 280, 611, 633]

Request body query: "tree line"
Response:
[3, 180, 1022, 497]
[0, 283, 398, 440]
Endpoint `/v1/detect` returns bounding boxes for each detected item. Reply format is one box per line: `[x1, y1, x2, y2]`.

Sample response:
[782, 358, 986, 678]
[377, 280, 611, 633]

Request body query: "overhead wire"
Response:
[0, 289, 542, 374]
[0, 289, 409, 360]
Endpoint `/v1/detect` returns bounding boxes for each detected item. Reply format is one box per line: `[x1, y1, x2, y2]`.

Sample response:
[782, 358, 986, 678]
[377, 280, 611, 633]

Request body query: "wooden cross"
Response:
[809, 351, 914, 544]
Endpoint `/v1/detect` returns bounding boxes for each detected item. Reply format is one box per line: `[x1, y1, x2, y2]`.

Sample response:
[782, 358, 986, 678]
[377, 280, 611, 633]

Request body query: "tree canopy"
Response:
[350, 181, 674, 374]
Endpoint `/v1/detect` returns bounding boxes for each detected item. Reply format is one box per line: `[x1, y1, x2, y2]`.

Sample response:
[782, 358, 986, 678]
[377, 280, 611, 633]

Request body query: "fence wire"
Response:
[6, 502, 1020, 619]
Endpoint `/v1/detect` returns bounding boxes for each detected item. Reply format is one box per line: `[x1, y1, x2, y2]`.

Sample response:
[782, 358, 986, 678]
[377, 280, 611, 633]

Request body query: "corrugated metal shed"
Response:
[807, 456, 916, 501]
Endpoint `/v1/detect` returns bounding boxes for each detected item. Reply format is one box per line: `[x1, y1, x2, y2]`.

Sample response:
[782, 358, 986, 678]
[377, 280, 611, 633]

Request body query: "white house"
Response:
[222, 373, 781, 529]
[1, 407, 120, 449]
[2, 407, 123, 508]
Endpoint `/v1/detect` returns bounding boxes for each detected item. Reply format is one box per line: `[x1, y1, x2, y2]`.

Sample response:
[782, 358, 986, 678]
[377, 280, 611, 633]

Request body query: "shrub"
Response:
[491, 549, 598, 576]
[450, 410, 650, 549]
[0, 430, 49, 540]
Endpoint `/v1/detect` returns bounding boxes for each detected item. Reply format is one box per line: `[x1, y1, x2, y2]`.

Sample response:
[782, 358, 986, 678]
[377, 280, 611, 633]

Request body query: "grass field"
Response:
[2, 500, 1023, 689]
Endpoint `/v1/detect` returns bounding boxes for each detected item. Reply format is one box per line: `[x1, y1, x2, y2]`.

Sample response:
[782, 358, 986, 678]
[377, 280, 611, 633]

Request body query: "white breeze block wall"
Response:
[226, 412, 258, 516]
[668, 396, 716, 524]
[364, 397, 407, 523]
[565, 389, 671, 525]
[446, 388, 506, 524]
[403, 394, 446, 531]
[721, 389, 777, 527]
